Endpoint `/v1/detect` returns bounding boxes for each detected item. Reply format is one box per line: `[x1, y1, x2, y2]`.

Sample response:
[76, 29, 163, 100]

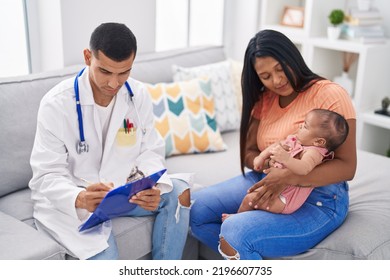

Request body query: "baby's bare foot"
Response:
[221, 213, 234, 222]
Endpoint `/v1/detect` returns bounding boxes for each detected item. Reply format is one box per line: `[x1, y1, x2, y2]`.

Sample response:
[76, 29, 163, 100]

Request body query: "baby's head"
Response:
[297, 109, 349, 151]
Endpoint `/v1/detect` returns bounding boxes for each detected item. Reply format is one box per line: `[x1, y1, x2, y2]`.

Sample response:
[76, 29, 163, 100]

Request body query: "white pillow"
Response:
[172, 60, 240, 132]
[229, 59, 243, 114]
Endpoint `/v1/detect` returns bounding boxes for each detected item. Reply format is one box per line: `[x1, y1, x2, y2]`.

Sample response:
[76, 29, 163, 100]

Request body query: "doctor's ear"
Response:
[83, 49, 92, 65]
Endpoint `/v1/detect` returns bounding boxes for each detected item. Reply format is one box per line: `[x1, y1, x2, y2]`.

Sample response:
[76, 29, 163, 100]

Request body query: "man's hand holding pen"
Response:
[75, 181, 113, 212]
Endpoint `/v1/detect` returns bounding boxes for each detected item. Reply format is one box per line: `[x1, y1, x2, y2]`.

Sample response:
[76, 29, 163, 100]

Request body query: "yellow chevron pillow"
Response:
[146, 78, 227, 157]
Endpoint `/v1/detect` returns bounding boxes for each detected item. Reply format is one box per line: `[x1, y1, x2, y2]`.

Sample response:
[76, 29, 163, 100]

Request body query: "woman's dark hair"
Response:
[240, 29, 325, 174]
[89, 22, 137, 62]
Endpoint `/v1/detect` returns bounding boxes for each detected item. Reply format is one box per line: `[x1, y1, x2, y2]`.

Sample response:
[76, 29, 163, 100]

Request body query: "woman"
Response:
[190, 29, 356, 260]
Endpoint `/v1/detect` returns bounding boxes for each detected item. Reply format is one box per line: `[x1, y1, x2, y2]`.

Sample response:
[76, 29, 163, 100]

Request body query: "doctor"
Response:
[29, 22, 191, 260]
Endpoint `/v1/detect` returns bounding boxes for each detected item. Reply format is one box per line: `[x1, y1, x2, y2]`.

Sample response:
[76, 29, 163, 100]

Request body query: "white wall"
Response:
[28, 0, 390, 72]
[37, 0, 63, 71]
[29, 0, 156, 72]
[224, 0, 260, 61]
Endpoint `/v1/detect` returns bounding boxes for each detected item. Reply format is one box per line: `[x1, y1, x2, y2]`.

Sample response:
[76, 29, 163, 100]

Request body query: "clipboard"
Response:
[79, 169, 166, 232]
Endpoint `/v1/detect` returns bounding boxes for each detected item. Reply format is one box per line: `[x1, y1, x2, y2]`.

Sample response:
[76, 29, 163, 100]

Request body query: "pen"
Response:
[123, 119, 127, 134]
[79, 178, 93, 185]
[129, 122, 134, 135]
[126, 118, 130, 134]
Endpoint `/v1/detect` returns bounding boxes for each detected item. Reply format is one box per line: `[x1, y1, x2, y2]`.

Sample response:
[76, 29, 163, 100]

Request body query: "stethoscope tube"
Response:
[125, 82, 146, 135]
[74, 68, 144, 154]
[74, 68, 89, 154]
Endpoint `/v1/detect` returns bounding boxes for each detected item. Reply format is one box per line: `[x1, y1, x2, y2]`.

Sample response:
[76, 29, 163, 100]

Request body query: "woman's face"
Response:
[254, 56, 294, 97]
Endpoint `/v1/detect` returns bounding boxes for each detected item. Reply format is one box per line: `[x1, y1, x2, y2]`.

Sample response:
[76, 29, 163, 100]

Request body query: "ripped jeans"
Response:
[89, 178, 191, 260]
[190, 171, 349, 260]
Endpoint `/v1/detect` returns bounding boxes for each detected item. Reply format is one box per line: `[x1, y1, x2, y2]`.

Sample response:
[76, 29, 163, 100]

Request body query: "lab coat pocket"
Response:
[116, 128, 137, 146]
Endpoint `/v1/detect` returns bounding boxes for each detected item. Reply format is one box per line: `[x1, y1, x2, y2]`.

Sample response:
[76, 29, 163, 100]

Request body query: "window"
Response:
[0, 0, 30, 78]
[156, 0, 224, 51]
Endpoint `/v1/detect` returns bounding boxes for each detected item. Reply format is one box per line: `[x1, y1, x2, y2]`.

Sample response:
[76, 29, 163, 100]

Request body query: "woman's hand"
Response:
[247, 168, 292, 209]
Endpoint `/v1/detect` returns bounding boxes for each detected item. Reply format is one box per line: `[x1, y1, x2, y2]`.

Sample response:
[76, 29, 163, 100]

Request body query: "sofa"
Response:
[1, 45, 389, 260]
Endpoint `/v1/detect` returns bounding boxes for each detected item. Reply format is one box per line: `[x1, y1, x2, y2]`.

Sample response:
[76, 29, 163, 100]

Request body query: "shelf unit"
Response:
[259, 0, 390, 156]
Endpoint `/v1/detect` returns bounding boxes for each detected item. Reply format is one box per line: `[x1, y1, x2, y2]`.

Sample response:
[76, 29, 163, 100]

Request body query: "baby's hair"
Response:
[310, 109, 349, 151]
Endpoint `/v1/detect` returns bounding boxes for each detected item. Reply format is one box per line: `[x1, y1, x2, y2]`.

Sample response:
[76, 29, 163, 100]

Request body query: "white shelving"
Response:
[259, 0, 390, 156]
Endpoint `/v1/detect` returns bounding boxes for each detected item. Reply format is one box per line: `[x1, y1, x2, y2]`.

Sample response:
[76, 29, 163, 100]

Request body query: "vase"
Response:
[327, 26, 341, 40]
[333, 72, 354, 97]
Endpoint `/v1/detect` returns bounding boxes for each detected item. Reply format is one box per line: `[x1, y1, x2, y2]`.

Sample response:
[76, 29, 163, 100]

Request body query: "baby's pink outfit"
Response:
[275, 135, 332, 214]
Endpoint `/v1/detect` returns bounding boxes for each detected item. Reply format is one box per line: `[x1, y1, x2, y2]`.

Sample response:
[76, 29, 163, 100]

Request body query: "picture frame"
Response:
[281, 6, 305, 28]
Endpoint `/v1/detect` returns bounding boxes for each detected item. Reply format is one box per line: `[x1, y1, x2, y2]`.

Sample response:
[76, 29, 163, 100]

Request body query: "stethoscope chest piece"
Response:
[76, 141, 89, 154]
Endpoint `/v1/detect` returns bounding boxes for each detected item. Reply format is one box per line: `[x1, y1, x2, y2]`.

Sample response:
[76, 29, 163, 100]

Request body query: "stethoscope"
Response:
[74, 68, 146, 154]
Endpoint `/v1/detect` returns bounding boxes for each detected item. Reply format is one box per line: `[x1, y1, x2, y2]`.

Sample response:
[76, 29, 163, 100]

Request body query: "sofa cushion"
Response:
[111, 216, 154, 260]
[166, 131, 241, 187]
[0, 188, 34, 227]
[146, 78, 226, 157]
[172, 60, 240, 133]
[0, 211, 65, 260]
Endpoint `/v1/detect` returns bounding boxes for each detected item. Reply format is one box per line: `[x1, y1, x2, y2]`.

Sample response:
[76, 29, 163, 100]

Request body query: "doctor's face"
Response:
[84, 49, 135, 106]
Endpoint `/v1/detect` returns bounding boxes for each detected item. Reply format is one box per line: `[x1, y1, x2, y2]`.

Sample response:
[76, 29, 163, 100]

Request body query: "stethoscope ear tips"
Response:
[76, 141, 89, 154]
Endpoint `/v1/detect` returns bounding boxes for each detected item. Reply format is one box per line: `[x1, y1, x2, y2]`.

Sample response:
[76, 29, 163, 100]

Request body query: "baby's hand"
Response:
[253, 155, 264, 171]
[270, 143, 290, 164]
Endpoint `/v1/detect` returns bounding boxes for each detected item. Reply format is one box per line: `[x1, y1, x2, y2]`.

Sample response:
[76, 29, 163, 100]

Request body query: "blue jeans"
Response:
[89, 178, 190, 260]
[190, 171, 349, 260]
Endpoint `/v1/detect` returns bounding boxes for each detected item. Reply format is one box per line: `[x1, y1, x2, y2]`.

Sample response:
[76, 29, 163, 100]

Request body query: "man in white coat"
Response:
[29, 22, 191, 260]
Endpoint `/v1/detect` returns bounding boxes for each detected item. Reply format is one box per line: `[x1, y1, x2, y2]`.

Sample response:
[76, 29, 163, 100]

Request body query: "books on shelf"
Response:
[345, 25, 384, 37]
[344, 15, 383, 26]
[352, 36, 387, 44]
[345, 7, 383, 26]
[342, 7, 387, 44]
[347, 7, 381, 19]
[341, 33, 386, 44]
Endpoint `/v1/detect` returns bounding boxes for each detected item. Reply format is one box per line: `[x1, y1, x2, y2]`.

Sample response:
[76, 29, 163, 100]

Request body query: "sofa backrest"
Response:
[0, 65, 83, 197]
[131, 45, 226, 83]
[0, 45, 226, 197]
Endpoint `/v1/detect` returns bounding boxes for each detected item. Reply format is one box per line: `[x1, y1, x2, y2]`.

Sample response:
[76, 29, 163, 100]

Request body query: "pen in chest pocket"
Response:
[123, 118, 135, 134]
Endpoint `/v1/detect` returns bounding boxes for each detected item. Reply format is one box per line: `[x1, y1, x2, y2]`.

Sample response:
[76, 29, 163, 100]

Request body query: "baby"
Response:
[223, 108, 349, 220]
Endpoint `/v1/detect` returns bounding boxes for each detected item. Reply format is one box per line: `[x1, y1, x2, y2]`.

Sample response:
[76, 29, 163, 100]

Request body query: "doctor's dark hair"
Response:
[240, 29, 325, 174]
[89, 22, 137, 62]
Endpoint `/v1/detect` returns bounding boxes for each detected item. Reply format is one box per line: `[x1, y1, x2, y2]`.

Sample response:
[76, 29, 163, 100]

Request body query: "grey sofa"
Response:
[1, 46, 390, 260]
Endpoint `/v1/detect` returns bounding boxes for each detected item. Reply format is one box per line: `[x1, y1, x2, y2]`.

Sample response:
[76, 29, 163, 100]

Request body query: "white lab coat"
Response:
[29, 67, 172, 259]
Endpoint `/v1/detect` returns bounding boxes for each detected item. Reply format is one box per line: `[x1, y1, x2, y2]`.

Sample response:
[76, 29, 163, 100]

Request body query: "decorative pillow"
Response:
[172, 60, 240, 132]
[229, 59, 243, 114]
[146, 78, 227, 157]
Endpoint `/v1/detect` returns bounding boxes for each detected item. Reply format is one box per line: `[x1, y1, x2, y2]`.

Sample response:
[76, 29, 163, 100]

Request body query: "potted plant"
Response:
[327, 9, 345, 40]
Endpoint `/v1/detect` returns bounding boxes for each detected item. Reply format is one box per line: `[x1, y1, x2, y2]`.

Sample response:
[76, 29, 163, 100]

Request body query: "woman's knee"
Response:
[219, 236, 240, 260]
